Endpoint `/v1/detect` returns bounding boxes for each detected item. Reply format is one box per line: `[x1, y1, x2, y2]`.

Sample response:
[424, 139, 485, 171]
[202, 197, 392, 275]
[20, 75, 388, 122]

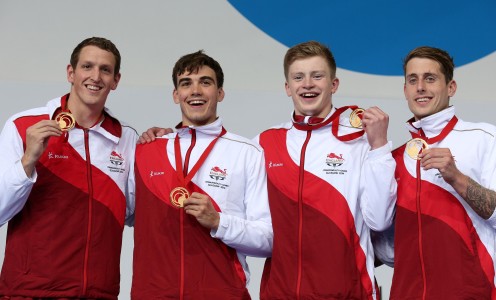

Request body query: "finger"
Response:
[157, 128, 172, 137]
[137, 135, 153, 144]
[147, 127, 165, 138]
[363, 107, 383, 118]
[28, 127, 62, 140]
[164, 128, 174, 134]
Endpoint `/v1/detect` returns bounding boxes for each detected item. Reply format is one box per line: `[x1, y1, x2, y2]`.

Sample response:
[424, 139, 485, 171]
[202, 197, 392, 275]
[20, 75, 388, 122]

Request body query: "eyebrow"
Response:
[178, 76, 216, 84]
[199, 76, 215, 82]
[290, 70, 326, 76]
[406, 72, 437, 78]
[79, 61, 113, 69]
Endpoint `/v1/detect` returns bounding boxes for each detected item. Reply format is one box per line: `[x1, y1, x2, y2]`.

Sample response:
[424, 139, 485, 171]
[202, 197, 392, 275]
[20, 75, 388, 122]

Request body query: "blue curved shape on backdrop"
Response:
[228, 0, 496, 75]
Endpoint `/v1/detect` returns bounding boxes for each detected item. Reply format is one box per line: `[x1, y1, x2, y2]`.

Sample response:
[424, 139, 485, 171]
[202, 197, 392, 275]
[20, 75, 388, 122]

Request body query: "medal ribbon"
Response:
[408, 115, 458, 291]
[292, 107, 342, 131]
[53, 94, 105, 142]
[174, 126, 227, 188]
[409, 116, 458, 144]
[292, 105, 365, 141]
[331, 105, 365, 141]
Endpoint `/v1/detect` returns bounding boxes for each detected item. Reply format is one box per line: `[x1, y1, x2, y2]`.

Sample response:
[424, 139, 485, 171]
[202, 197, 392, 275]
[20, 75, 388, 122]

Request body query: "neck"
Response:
[67, 98, 104, 128]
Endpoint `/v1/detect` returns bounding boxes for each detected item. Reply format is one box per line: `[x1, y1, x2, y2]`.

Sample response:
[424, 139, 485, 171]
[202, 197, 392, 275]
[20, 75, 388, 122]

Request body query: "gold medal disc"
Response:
[170, 187, 190, 208]
[349, 108, 365, 128]
[55, 112, 76, 131]
[406, 138, 428, 160]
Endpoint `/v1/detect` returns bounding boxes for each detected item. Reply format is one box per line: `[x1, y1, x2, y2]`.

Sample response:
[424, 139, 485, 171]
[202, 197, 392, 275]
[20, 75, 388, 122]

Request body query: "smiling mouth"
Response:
[188, 99, 207, 106]
[86, 84, 102, 91]
[416, 97, 431, 103]
[300, 93, 319, 98]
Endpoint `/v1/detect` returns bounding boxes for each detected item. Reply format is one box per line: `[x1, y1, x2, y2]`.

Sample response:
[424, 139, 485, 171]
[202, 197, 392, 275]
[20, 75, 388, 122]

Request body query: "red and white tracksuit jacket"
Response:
[131, 118, 272, 300]
[256, 107, 396, 300]
[0, 95, 137, 299]
[386, 107, 496, 299]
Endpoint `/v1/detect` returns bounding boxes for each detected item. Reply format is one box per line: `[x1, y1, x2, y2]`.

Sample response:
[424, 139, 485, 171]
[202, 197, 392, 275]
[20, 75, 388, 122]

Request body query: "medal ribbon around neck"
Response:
[292, 105, 362, 132]
[406, 116, 458, 160]
[53, 94, 105, 133]
[170, 127, 227, 208]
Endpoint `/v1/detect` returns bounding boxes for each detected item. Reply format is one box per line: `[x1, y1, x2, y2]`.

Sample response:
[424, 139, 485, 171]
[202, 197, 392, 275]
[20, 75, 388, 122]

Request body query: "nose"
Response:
[416, 80, 425, 93]
[90, 68, 101, 82]
[302, 77, 314, 89]
[191, 82, 202, 96]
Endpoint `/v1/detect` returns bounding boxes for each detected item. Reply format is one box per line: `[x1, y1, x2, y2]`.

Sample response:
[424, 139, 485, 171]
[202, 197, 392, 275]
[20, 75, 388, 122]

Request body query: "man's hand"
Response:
[419, 147, 496, 219]
[362, 106, 389, 150]
[138, 127, 173, 144]
[418, 148, 461, 184]
[22, 120, 62, 177]
[183, 192, 220, 230]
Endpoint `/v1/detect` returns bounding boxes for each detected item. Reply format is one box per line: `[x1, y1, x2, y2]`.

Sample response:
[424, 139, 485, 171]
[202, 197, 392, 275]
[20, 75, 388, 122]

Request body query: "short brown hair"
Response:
[172, 50, 224, 89]
[403, 46, 454, 83]
[284, 41, 337, 79]
[70, 37, 121, 75]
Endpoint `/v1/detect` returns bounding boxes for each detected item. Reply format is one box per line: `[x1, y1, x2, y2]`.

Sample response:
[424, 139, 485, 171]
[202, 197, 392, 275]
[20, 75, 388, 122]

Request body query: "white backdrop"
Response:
[0, 1, 494, 299]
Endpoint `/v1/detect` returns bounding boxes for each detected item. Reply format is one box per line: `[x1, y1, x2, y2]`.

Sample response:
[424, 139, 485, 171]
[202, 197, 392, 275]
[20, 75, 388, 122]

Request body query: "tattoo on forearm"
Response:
[466, 177, 496, 219]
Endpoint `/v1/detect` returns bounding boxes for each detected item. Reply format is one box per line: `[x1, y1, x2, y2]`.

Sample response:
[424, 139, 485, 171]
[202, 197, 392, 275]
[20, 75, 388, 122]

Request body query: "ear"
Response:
[67, 64, 75, 84]
[285, 81, 291, 97]
[331, 77, 340, 94]
[448, 80, 457, 97]
[111, 73, 121, 90]
[173, 89, 180, 104]
[217, 87, 225, 103]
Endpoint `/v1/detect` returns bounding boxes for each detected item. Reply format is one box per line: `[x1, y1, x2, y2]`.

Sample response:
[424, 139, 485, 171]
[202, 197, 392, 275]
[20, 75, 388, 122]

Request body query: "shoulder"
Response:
[454, 119, 496, 139]
[222, 131, 264, 153]
[258, 121, 292, 136]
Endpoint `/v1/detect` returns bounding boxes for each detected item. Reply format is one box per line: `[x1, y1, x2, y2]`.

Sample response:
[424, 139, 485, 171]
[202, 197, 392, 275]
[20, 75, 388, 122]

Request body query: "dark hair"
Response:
[403, 46, 454, 83]
[70, 37, 121, 74]
[172, 50, 224, 88]
[284, 41, 337, 79]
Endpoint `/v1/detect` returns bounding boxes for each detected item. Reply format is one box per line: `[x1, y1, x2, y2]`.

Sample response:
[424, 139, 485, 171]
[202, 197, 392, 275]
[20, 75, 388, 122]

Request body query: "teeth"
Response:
[302, 93, 317, 97]
[416, 97, 430, 103]
[189, 100, 206, 105]
[87, 85, 101, 91]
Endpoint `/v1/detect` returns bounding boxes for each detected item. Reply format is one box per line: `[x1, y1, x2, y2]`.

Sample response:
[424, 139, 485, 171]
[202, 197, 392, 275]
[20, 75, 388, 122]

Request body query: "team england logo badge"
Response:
[209, 166, 227, 181]
[326, 153, 345, 167]
[110, 151, 124, 166]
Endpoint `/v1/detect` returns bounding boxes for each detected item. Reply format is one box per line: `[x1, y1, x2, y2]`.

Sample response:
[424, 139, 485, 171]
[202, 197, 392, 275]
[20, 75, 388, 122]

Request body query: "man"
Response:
[131, 51, 272, 299]
[256, 41, 396, 299]
[383, 46, 496, 299]
[0, 37, 137, 299]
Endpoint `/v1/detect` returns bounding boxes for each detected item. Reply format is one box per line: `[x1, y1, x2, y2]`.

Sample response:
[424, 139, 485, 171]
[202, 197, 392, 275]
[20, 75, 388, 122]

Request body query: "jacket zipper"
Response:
[415, 159, 427, 299]
[180, 129, 196, 300]
[296, 130, 312, 300]
[82, 128, 93, 296]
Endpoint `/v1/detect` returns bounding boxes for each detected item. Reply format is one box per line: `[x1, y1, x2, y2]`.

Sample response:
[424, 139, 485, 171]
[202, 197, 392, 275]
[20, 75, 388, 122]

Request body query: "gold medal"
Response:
[406, 138, 428, 160]
[349, 108, 365, 128]
[55, 112, 76, 131]
[170, 187, 190, 208]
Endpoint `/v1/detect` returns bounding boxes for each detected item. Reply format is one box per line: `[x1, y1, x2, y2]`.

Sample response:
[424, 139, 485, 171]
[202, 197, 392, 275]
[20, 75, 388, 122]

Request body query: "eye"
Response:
[179, 81, 191, 87]
[293, 75, 303, 81]
[425, 76, 436, 83]
[407, 77, 417, 85]
[201, 80, 213, 86]
[81, 64, 91, 69]
[313, 74, 324, 80]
